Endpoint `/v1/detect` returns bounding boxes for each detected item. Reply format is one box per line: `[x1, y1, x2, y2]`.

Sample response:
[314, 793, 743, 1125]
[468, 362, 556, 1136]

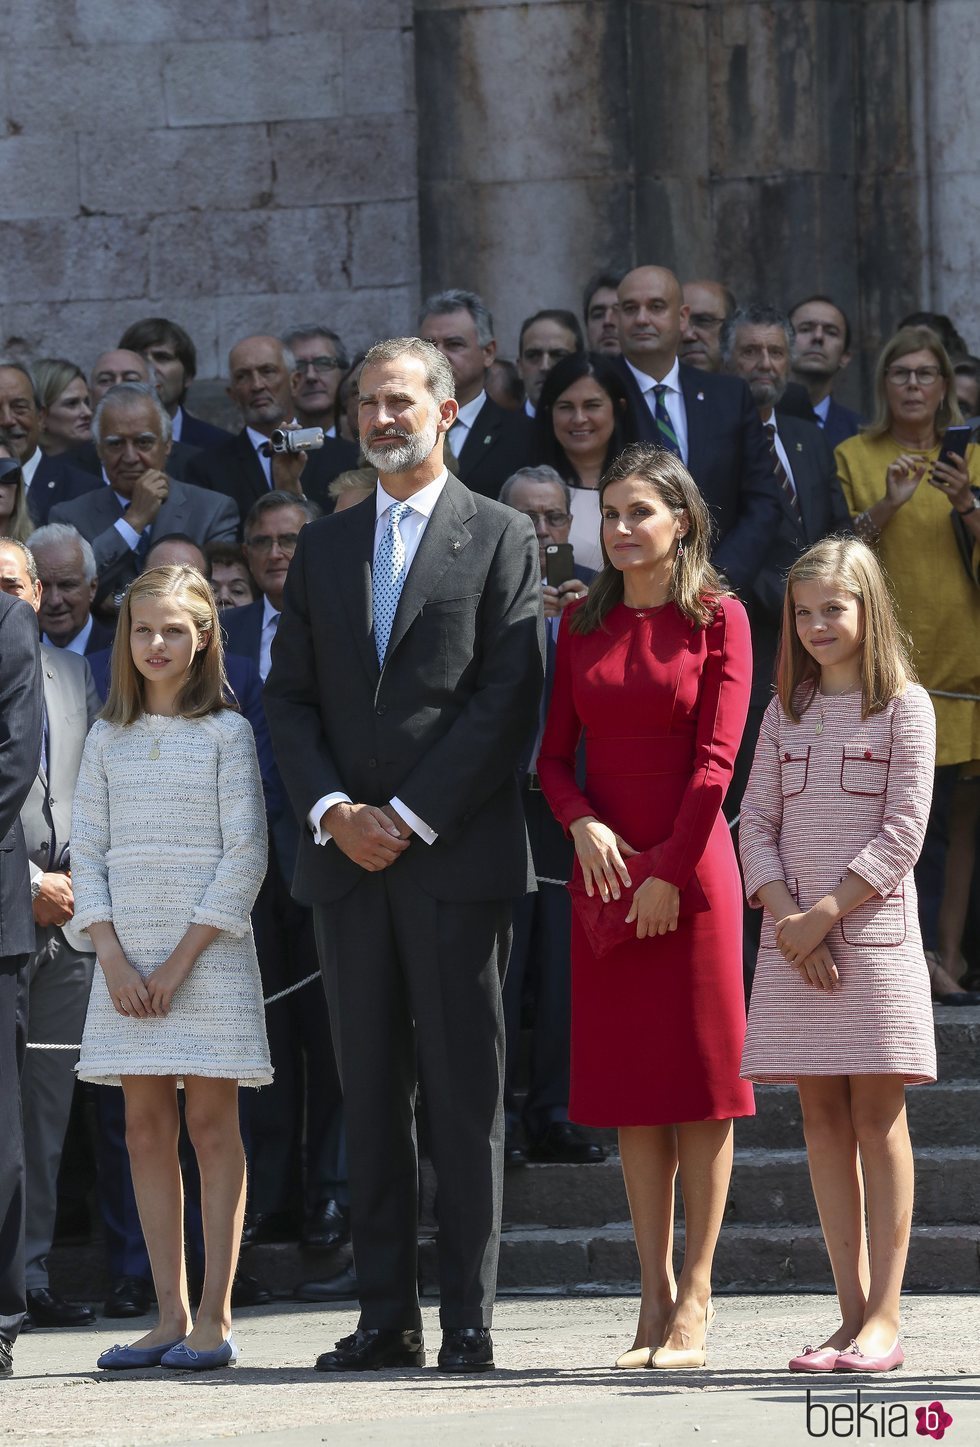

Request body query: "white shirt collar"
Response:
[813, 394, 831, 423]
[21, 448, 42, 488]
[761, 408, 778, 433]
[624, 355, 682, 395]
[45, 613, 93, 654]
[454, 391, 487, 429]
[524, 397, 536, 419]
[171, 405, 184, 442]
[247, 425, 275, 454]
[262, 593, 281, 626]
[375, 469, 449, 523]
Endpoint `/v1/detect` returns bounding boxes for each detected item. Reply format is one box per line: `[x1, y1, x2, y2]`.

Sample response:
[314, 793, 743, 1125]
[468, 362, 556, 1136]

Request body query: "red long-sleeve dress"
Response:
[537, 596, 756, 1125]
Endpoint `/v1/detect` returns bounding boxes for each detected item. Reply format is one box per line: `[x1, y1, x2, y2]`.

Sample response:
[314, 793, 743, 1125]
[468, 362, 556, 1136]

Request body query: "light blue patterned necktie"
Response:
[373, 500, 412, 664]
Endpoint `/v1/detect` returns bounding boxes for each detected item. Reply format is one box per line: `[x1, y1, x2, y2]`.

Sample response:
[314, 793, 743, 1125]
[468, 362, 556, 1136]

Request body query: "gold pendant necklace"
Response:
[145, 715, 177, 761]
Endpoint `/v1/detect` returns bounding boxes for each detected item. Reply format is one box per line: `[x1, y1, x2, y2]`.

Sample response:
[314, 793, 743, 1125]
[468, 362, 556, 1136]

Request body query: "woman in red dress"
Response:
[538, 444, 754, 1370]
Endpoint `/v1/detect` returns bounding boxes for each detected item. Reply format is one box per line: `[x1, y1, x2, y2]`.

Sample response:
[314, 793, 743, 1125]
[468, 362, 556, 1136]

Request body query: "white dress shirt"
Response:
[259, 593, 281, 682]
[171, 406, 184, 442]
[308, 469, 450, 849]
[246, 426, 274, 487]
[21, 448, 42, 491]
[45, 613, 94, 655]
[448, 389, 486, 455]
[103, 474, 147, 552]
[762, 410, 798, 498]
[813, 394, 831, 428]
[524, 397, 536, 420]
[623, 356, 689, 464]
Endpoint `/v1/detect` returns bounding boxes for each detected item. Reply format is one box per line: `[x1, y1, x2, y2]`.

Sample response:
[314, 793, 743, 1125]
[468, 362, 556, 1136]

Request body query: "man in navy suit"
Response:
[611, 266, 780, 596]
[0, 362, 95, 527]
[497, 466, 604, 1168]
[26, 524, 114, 654]
[0, 586, 43, 1377]
[420, 290, 533, 498]
[222, 491, 351, 1293]
[186, 335, 358, 523]
[789, 295, 862, 448]
[119, 317, 231, 450]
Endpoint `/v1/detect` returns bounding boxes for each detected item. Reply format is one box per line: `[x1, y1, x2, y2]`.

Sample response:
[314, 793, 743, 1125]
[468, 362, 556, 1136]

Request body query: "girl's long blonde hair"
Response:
[103, 565, 232, 725]
[777, 537, 914, 722]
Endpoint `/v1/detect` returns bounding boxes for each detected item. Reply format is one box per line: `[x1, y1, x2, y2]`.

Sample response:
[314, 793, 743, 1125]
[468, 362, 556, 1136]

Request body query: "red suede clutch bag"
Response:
[566, 844, 709, 959]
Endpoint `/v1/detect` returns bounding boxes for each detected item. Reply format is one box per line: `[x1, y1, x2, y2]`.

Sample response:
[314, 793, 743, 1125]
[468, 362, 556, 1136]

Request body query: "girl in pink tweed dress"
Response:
[739, 538, 936, 1376]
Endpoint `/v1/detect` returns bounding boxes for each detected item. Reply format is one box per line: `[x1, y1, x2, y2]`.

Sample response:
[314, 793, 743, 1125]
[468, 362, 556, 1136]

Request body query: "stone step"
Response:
[499, 1145, 980, 1228]
[933, 1009, 980, 1075]
[49, 1221, 980, 1303]
[736, 1080, 980, 1149]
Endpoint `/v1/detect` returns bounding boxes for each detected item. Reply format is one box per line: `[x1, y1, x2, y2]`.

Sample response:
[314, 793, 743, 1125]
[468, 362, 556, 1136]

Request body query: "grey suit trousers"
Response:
[23, 926, 94, 1289]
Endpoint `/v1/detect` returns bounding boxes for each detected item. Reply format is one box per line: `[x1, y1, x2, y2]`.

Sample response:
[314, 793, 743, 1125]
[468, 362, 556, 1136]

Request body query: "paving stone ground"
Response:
[4, 1293, 978, 1447]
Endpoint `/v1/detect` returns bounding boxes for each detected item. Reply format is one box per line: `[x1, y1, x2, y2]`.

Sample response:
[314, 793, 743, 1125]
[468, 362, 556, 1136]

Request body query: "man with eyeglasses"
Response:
[49, 383, 237, 610]
[187, 335, 358, 524]
[284, 325, 349, 435]
[497, 465, 603, 1167]
[119, 317, 232, 450]
[680, 280, 736, 373]
[222, 490, 353, 1302]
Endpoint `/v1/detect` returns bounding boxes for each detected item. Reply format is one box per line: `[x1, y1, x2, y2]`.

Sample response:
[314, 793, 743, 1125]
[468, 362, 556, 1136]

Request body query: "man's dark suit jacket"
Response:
[83, 616, 116, 654]
[453, 397, 535, 499]
[0, 596, 44, 958]
[747, 413, 853, 705]
[264, 474, 545, 907]
[50, 478, 238, 606]
[611, 356, 780, 596]
[186, 428, 359, 523]
[69, 437, 201, 484]
[176, 406, 231, 450]
[27, 454, 103, 528]
[821, 397, 862, 450]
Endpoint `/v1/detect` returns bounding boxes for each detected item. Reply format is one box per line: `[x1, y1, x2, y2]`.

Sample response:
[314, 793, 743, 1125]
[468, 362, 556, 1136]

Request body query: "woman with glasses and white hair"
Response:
[836, 326, 980, 1006]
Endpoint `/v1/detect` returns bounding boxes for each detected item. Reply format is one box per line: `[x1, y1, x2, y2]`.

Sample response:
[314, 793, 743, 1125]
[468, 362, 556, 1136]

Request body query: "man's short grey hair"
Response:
[0, 359, 40, 409]
[243, 490, 322, 538]
[720, 305, 795, 364]
[360, 337, 456, 405]
[228, 337, 295, 376]
[499, 465, 571, 513]
[0, 536, 39, 584]
[282, 325, 349, 371]
[26, 522, 97, 583]
[418, 289, 495, 348]
[92, 382, 173, 446]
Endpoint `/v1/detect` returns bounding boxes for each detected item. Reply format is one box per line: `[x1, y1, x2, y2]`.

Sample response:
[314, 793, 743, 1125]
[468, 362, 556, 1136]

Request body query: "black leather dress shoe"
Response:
[25, 1288, 96, 1328]
[241, 1209, 299, 1248]
[293, 1262, 358, 1302]
[526, 1121, 606, 1164]
[0, 1336, 12, 1378]
[103, 1275, 154, 1319]
[302, 1199, 351, 1254]
[503, 1132, 526, 1166]
[315, 1326, 424, 1372]
[231, 1269, 272, 1307]
[438, 1326, 495, 1372]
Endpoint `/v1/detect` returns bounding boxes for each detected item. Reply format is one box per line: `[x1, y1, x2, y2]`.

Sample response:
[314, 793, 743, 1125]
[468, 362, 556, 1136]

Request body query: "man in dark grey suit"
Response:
[50, 384, 237, 610]
[264, 337, 544, 1375]
[0, 540, 100, 1329]
[0, 580, 44, 1378]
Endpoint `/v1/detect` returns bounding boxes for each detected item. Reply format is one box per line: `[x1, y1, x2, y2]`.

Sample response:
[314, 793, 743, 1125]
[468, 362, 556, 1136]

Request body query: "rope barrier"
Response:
[27, 811, 744, 1050]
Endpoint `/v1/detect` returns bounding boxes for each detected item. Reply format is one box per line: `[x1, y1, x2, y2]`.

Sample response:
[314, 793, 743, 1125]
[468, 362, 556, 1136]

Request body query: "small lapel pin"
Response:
[483, 434, 492, 445]
[796, 442, 803, 452]
[696, 391, 705, 401]
[451, 539, 460, 552]
[48, 480, 56, 488]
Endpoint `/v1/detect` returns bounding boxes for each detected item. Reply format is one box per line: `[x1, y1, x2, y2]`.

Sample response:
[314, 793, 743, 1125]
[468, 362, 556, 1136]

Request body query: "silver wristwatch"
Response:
[30, 876, 42, 901]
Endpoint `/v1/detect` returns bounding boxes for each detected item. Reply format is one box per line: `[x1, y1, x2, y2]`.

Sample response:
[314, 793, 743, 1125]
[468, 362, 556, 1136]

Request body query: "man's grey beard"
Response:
[362, 418, 440, 474]
[748, 377, 786, 410]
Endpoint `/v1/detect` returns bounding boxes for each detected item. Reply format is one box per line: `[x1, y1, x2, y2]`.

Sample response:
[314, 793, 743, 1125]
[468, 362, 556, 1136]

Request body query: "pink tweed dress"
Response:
[740, 684, 937, 1085]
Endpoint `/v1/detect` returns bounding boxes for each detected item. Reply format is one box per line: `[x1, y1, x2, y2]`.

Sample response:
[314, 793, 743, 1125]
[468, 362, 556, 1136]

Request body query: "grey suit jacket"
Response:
[49, 478, 238, 604]
[0, 595, 44, 958]
[21, 646, 100, 944]
[264, 473, 545, 906]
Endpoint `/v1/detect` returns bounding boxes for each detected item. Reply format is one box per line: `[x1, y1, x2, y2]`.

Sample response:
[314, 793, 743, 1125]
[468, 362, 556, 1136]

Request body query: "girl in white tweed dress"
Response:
[72, 566, 271, 1372]
[739, 539, 936, 1376]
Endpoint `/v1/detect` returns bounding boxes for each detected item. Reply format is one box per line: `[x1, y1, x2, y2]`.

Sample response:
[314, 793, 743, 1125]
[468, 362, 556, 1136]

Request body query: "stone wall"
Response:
[1, 0, 978, 406]
[0, 0, 419, 380]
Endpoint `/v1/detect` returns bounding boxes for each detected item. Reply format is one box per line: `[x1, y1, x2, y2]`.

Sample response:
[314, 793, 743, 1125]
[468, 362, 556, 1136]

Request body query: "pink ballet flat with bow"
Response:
[834, 1338, 904, 1373]
[788, 1344, 841, 1372]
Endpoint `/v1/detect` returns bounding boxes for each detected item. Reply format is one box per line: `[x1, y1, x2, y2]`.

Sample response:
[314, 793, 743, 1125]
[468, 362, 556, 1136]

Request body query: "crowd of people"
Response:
[0, 263, 977, 1380]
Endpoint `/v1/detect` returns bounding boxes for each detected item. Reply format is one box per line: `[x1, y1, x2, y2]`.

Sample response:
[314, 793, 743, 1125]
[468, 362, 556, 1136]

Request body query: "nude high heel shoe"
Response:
[651, 1300, 715, 1370]
[614, 1346, 654, 1369]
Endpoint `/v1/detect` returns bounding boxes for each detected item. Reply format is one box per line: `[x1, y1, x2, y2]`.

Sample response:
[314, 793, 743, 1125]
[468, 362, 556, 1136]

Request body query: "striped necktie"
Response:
[652, 384, 680, 456]
[373, 501, 412, 664]
[764, 423, 802, 522]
